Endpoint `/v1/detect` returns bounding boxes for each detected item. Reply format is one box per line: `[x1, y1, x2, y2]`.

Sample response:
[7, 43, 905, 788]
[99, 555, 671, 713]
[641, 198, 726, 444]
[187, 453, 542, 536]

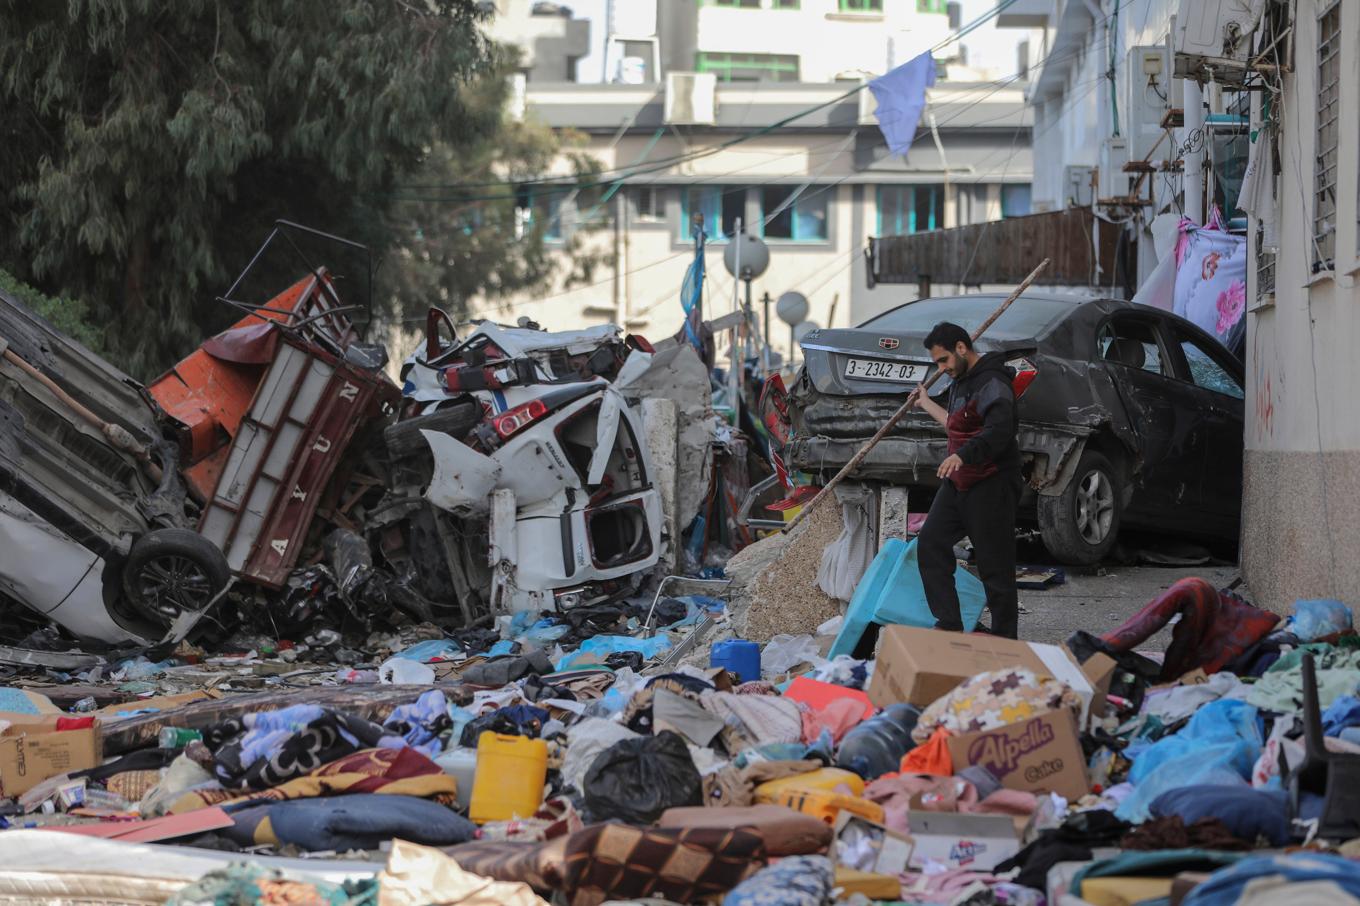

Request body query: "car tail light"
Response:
[492, 399, 548, 439]
[1007, 357, 1038, 397]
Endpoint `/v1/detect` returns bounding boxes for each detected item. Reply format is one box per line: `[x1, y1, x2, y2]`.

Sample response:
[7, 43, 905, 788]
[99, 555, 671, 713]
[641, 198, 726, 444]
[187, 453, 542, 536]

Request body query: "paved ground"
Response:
[1017, 562, 1243, 648]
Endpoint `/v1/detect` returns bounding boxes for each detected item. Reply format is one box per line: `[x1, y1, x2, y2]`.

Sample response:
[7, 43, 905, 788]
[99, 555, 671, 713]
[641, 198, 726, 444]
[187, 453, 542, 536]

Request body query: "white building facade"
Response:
[475, 1, 1032, 363]
[1241, 0, 1360, 611]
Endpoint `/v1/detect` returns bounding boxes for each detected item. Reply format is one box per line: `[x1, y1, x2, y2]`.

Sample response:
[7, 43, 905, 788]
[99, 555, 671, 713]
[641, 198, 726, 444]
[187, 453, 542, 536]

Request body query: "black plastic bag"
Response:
[582, 730, 702, 824]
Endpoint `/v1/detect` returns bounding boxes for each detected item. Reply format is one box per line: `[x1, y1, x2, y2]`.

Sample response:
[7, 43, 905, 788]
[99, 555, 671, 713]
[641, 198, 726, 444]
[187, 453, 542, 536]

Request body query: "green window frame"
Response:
[704, 0, 799, 6]
[695, 52, 800, 82]
[679, 186, 746, 242]
[517, 188, 563, 241]
[916, 0, 947, 12]
[877, 185, 944, 235]
[839, 0, 883, 12]
[759, 186, 829, 242]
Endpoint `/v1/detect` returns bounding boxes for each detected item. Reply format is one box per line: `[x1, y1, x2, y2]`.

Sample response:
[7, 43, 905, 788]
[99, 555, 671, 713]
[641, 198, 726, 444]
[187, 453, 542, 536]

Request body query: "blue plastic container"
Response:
[710, 639, 762, 683]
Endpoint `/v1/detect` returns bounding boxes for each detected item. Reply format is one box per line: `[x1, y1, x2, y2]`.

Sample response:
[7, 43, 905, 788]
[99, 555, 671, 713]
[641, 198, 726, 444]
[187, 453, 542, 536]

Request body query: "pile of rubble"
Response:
[0, 570, 1357, 903]
[0, 245, 732, 658]
[6, 245, 1360, 905]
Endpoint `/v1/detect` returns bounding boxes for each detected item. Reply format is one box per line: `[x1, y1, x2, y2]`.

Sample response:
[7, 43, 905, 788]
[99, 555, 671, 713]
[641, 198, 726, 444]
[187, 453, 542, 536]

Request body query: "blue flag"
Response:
[680, 226, 705, 352]
[869, 51, 936, 157]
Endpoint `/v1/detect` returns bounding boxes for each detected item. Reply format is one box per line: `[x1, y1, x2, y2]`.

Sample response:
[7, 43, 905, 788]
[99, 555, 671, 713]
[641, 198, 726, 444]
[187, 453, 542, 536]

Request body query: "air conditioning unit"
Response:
[1174, 0, 1259, 76]
[1065, 165, 1095, 207]
[665, 72, 717, 126]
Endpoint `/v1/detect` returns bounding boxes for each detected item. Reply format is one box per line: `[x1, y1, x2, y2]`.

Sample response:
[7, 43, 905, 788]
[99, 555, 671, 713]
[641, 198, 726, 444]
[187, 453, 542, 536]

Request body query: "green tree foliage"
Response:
[0, 0, 594, 377]
[0, 268, 102, 352]
[377, 46, 610, 332]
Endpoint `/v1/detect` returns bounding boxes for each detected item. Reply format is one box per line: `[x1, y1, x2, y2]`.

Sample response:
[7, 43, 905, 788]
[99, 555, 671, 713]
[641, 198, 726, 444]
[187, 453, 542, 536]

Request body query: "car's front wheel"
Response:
[1037, 451, 1122, 565]
[122, 528, 231, 623]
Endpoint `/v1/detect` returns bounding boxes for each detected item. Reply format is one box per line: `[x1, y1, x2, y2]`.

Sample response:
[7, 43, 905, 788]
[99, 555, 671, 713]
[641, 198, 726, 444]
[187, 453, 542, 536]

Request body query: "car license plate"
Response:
[843, 358, 928, 382]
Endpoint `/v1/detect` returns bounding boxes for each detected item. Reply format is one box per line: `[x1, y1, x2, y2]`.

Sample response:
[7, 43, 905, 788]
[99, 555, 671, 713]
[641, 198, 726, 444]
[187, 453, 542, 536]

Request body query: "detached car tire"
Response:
[1038, 451, 1122, 566]
[122, 528, 231, 622]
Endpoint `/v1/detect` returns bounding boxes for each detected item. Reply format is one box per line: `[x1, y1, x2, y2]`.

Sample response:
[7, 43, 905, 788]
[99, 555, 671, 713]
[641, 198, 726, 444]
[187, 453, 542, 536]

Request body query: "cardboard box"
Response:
[0, 717, 102, 798]
[907, 811, 1022, 871]
[832, 812, 915, 876]
[947, 708, 1089, 801]
[95, 689, 220, 721]
[1082, 652, 1117, 721]
[866, 626, 1102, 723]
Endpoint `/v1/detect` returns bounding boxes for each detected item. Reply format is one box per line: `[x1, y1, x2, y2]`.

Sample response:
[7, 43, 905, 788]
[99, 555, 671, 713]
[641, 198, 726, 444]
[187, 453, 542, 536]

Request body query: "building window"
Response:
[1001, 184, 1032, 218]
[680, 186, 745, 241]
[710, 0, 760, 6]
[1313, 0, 1340, 272]
[759, 186, 829, 242]
[706, 0, 799, 6]
[695, 52, 799, 82]
[1255, 223, 1276, 306]
[877, 185, 944, 235]
[839, 0, 883, 11]
[515, 187, 562, 241]
[917, 0, 947, 12]
[634, 186, 666, 223]
[774, 0, 800, 7]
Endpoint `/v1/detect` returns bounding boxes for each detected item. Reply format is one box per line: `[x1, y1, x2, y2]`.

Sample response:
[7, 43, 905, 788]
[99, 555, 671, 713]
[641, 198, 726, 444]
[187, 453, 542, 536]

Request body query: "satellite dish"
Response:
[776, 291, 809, 327]
[793, 320, 820, 343]
[723, 232, 770, 280]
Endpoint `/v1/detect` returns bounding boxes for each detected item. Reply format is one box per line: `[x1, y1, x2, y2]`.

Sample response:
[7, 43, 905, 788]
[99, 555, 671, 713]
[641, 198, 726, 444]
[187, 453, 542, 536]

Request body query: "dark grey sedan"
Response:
[781, 292, 1245, 564]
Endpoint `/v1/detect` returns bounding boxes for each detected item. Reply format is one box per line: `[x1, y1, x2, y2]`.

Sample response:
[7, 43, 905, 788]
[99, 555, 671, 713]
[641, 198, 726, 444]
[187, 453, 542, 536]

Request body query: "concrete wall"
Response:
[1242, 0, 1360, 612]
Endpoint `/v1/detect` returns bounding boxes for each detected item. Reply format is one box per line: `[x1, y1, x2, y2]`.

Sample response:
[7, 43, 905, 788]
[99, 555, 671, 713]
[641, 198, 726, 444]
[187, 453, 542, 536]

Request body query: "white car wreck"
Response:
[382, 312, 665, 616]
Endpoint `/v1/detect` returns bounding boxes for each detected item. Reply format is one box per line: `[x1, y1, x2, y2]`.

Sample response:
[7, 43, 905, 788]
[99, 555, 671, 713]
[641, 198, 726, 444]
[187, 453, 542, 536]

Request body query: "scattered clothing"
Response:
[912, 667, 1082, 744]
[1148, 786, 1303, 847]
[1120, 815, 1253, 851]
[170, 746, 458, 814]
[722, 854, 832, 906]
[223, 793, 476, 849]
[1245, 646, 1360, 714]
[1183, 853, 1360, 906]
[899, 728, 954, 776]
[1100, 578, 1280, 680]
[206, 706, 388, 791]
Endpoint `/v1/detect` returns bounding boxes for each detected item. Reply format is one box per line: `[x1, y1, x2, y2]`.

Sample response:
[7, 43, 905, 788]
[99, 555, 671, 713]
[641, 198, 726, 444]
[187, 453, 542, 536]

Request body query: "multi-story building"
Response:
[476, 0, 1032, 362]
[1241, 0, 1360, 611]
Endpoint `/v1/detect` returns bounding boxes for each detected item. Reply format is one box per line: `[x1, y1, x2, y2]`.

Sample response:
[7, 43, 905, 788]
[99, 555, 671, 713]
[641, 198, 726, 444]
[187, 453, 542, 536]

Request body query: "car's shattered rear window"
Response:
[861, 295, 1076, 340]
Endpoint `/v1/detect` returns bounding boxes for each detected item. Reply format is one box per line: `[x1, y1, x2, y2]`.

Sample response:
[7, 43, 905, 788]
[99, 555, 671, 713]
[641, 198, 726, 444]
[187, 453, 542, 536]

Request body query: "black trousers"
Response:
[918, 471, 1021, 639]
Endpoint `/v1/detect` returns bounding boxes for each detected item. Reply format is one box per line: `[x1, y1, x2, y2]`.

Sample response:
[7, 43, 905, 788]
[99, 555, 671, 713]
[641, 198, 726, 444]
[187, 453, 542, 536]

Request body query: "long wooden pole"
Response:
[781, 258, 1050, 534]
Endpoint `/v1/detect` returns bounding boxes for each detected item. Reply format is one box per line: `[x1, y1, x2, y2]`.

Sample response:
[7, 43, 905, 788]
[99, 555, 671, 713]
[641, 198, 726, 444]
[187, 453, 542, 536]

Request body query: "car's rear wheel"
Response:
[1038, 451, 1122, 565]
[122, 529, 231, 623]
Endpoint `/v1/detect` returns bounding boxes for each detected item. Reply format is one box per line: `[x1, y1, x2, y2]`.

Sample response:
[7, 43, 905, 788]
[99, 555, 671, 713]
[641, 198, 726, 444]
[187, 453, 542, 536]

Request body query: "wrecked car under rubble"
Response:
[0, 285, 213, 646]
[376, 310, 665, 618]
[779, 293, 1245, 564]
[0, 260, 398, 646]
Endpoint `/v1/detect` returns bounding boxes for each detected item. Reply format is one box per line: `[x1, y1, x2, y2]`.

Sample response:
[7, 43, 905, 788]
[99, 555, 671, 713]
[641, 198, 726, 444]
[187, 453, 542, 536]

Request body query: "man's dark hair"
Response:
[923, 321, 973, 352]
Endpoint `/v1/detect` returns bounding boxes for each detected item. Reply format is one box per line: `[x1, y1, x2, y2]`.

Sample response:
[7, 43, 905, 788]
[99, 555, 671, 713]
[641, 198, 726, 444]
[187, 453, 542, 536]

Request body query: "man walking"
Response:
[911, 322, 1022, 638]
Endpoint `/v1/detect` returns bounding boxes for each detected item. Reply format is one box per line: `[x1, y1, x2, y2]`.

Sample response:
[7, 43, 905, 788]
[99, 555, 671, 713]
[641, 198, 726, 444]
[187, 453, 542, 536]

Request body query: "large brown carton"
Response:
[947, 708, 1089, 801]
[0, 717, 102, 798]
[866, 626, 1104, 722]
